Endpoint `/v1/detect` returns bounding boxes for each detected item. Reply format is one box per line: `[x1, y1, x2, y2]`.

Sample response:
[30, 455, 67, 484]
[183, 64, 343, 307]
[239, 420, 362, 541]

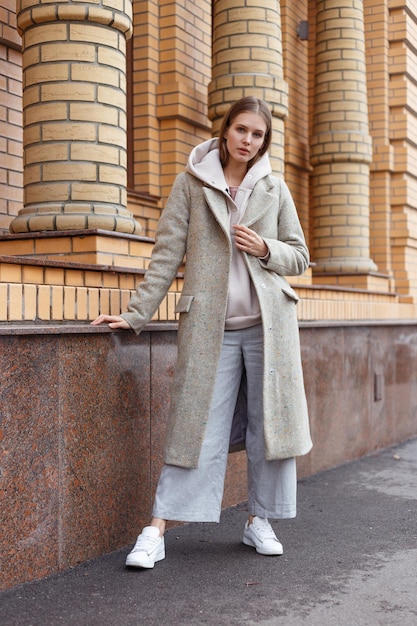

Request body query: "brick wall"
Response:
[128, 0, 212, 230]
[0, 0, 23, 233]
[388, 0, 417, 298]
[1, 0, 417, 318]
[281, 0, 311, 242]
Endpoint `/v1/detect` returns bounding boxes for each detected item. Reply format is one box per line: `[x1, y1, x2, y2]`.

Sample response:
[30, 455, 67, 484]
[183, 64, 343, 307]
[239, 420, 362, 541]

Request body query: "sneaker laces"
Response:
[251, 518, 277, 541]
[131, 533, 160, 554]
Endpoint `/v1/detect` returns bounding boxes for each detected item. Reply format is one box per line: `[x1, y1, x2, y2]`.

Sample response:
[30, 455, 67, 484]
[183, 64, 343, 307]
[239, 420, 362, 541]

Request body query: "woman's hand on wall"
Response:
[90, 315, 130, 330]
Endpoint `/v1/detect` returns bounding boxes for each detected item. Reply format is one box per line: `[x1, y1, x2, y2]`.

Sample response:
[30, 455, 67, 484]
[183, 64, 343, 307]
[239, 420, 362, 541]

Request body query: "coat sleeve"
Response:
[121, 173, 191, 334]
[261, 179, 309, 276]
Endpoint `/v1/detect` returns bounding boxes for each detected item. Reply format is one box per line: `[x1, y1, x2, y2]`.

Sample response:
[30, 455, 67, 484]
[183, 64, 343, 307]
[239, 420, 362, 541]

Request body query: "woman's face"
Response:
[224, 111, 267, 167]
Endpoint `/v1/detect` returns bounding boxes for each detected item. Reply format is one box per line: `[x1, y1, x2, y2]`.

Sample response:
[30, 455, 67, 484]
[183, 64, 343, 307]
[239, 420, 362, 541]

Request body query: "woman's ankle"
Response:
[150, 517, 166, 536]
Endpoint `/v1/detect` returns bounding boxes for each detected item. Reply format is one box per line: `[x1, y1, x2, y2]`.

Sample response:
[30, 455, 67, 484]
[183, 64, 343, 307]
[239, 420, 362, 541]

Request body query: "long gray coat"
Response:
[122, 172, 312, 468]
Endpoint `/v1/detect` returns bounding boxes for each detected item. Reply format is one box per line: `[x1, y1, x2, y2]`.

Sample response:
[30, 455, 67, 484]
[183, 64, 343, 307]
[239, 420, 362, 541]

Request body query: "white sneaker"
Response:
[242, 516, 283, 556]
[125, 526, 165, 568]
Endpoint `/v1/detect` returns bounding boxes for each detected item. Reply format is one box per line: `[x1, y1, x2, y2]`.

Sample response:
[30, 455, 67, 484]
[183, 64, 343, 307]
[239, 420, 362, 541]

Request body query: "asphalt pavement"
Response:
[1, 437, 416, 626]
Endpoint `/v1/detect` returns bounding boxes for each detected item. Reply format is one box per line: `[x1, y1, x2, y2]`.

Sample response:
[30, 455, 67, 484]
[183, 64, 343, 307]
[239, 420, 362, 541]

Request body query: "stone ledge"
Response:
[1, 318, 417, 336]
[0, 321, 178, 335]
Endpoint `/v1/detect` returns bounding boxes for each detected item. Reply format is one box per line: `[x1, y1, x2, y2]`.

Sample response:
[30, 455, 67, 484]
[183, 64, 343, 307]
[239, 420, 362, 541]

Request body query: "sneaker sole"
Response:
[242, 536, 283, 556]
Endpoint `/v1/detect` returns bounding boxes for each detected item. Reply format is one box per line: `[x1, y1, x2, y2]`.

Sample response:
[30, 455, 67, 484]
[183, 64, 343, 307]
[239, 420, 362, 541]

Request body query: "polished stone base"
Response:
[1, 321, 416, 590]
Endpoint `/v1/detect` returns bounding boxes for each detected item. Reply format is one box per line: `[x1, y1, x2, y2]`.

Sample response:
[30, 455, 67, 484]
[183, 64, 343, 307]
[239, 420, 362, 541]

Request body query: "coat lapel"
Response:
[241, 178, 276, 227]
[204, 176, 276, 234]
[203, 187, 231, 239]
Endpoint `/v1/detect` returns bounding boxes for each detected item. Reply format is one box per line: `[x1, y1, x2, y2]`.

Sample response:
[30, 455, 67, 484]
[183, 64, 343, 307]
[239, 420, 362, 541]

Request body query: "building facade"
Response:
[1, 0, 417, 589]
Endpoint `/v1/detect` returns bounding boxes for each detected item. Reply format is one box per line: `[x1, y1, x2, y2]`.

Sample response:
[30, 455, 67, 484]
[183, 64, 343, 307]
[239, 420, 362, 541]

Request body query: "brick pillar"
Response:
[10, 0, 141, 235]
[311, 0, 377, 274]
[208, 0, 288, 175]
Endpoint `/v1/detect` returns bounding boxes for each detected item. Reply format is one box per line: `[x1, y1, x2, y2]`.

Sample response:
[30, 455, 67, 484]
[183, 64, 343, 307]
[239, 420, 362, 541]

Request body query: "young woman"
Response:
[92, 96, 312, 568]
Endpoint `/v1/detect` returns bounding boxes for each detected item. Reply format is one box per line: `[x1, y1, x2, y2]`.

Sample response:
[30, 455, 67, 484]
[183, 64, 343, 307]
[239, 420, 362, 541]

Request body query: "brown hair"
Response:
[218, 96, 272, 169]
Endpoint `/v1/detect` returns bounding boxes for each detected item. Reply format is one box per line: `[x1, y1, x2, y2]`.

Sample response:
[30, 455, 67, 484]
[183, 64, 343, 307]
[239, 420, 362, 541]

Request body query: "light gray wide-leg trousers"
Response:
[152, 324, 297, 522]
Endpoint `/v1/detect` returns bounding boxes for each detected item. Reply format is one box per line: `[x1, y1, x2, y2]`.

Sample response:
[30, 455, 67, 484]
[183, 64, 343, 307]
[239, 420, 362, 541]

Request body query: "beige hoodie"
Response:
[186, 138, 272, 330]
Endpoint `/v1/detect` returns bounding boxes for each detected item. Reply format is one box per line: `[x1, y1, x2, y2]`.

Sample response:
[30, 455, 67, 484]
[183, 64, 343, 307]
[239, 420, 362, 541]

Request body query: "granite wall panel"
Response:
[148, 331, 177, 500]
[393, 328, 417, 443]
[1, 322, 416, 590]
[369, 325, 396, 451]
[298, 326, 347, 476]
[0, 336, 60, 589]
[58, 332, 152, 568]
[297, 324, 417, 479]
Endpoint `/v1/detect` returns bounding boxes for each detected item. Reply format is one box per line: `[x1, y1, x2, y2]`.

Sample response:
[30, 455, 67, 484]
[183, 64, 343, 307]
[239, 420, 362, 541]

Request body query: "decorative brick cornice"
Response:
[16, 0, 132, 38]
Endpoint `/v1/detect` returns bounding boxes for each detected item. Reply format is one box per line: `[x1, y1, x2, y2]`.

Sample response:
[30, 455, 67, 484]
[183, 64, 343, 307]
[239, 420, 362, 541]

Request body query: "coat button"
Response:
[261, 283, 266, 289]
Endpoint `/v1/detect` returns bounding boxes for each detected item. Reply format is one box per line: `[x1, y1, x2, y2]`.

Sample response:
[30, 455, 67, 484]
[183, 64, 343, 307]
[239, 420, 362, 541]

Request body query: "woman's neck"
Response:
[223, 164, 247, 188]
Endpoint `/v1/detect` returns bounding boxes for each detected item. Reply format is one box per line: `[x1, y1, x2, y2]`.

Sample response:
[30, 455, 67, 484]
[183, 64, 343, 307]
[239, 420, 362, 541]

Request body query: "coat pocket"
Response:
[174, 294, 194, 313]
[281, 285, 299, 303]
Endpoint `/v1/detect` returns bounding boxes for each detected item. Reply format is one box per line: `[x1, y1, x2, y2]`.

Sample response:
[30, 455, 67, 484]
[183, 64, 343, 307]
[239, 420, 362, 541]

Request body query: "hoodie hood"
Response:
[186, 138, 272, 193]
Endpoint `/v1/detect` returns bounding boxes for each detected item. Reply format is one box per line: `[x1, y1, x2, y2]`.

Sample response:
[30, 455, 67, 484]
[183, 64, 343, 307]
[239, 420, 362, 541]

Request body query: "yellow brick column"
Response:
[310, 0, 377, 274]
[208, 0, 288, 175]
[9, 0, 141, 235]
